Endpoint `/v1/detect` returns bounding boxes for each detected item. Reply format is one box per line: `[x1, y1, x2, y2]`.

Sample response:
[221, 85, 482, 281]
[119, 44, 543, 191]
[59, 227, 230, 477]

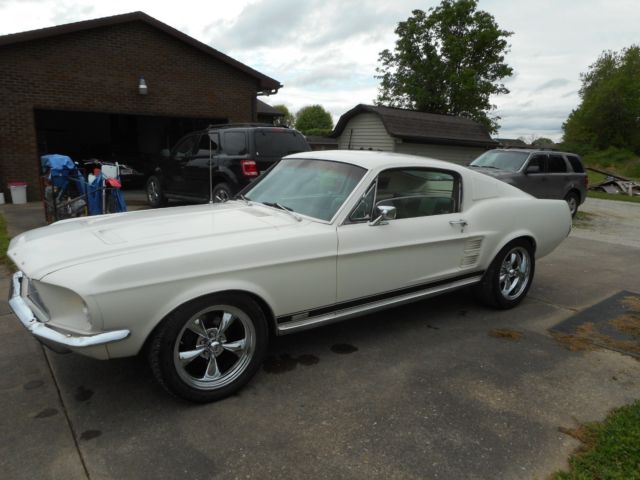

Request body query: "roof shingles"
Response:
[332, 104, 497, 148]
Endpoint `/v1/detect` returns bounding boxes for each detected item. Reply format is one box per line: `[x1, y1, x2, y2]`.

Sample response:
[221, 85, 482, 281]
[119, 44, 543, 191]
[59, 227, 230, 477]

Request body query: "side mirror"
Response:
[369, 205, 397, 226]
[160, 148, 171, 159]
[526, 164, 541, 174]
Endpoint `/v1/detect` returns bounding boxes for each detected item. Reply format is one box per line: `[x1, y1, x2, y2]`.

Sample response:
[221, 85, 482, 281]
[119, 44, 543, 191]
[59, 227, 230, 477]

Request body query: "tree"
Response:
[531, 137, 555, 147]
[562, 45, 640, 153]
[376, 0, 513, 133]
[294, 105, 334, 135]
[272, 104, 294, 127]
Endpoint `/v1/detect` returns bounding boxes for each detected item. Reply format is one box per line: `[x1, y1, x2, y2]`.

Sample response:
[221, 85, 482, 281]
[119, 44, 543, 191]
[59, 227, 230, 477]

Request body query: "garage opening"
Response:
[34, 109, 226, 180]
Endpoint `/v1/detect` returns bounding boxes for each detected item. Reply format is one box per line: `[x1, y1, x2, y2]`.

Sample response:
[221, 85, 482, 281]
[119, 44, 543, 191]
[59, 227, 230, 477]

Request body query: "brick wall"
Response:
[0, 20, 260, 200]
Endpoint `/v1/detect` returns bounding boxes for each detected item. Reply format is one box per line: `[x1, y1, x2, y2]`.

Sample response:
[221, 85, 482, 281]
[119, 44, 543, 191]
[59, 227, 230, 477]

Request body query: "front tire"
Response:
[149, 293, 268, 403]
[476, 239, 535, 309]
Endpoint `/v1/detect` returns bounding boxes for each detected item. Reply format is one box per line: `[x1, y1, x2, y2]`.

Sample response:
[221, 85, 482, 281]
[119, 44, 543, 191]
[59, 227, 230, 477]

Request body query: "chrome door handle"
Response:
[449, 219, 468, 232]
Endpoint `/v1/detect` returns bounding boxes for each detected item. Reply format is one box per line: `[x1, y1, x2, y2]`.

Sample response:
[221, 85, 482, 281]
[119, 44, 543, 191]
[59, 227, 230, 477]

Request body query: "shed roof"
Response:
[332, 104, 497, 148]
[257, 100, 285, 116]
[0, 11, 281, 93]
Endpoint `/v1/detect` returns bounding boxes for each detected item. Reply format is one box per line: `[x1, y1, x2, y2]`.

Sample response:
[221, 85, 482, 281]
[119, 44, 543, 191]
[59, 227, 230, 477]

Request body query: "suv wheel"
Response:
[564, 191, 580, 217]
[212, 182, 233, 203]
[146, 175, 167, 208]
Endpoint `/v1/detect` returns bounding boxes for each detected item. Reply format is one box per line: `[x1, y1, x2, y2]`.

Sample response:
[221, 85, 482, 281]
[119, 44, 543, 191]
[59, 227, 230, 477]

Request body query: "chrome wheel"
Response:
[213, 187, 230, 203]
[173, 305, 255, 390]
[499, 246, 531, 301]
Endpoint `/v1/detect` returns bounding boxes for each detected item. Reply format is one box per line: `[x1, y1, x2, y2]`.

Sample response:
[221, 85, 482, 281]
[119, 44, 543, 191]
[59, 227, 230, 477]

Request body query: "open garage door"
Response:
[34, 109, 226, 184]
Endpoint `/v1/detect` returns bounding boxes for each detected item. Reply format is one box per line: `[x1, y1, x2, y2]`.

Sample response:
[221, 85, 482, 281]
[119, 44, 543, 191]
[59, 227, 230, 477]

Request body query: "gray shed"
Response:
[331, 104, 497, 165]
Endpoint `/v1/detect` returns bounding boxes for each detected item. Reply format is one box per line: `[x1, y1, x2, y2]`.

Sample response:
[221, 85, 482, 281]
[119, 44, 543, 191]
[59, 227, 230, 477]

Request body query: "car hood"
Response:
[9, 202, 301, 280]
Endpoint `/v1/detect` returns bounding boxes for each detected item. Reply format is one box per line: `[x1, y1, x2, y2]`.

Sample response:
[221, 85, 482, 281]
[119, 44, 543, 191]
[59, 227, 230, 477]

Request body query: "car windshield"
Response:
[470, 151, 530, 172]
[244, 158, 366, 221]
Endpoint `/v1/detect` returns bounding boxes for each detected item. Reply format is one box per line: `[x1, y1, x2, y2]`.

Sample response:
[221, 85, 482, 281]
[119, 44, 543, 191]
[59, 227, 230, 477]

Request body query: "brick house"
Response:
[0, 11, 280, 200]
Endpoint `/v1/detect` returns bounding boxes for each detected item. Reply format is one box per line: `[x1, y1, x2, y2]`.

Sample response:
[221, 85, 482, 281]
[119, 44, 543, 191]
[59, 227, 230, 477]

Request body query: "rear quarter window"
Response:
[548, 154, 568, 173]
[255, 130, 310, 157]
[223, 132, 248, 155]
[566, 155, 585, 173]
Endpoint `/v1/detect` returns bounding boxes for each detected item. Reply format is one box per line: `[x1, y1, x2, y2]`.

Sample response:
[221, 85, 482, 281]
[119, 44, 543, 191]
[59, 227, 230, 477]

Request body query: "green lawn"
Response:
[588, 190, 640, 204]
[0, 213, 11, 270]
[554, 401, 640, 479]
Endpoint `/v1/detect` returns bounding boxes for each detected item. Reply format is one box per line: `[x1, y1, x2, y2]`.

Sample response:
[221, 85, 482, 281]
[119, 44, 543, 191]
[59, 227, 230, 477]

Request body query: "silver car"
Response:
[469, 149, 587, 216]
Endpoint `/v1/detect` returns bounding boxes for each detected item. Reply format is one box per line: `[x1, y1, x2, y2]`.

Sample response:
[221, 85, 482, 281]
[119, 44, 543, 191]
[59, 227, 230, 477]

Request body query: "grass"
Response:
[582, 147, 640, 179]
[553, 401, 640, 479]
[587, 190, 640, 204]
[0, 213, 12, 271]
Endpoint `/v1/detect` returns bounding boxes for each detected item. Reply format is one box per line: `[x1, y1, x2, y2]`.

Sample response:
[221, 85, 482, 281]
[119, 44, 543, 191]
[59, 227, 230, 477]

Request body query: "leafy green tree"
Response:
[563, 45, 640, 153]
[272, 104, 295, 127]
[531, 137, 555, 147]
[295, 105, 334, 135]
[376, 0, 513, 133]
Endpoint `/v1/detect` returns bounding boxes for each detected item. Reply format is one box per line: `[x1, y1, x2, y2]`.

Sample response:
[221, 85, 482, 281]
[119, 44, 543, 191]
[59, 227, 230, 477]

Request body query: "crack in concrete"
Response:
[42, 346, 91, 480]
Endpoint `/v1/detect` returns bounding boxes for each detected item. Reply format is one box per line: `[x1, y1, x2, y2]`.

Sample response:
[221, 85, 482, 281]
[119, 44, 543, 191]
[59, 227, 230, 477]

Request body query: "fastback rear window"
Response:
[255, 130, 309, 157]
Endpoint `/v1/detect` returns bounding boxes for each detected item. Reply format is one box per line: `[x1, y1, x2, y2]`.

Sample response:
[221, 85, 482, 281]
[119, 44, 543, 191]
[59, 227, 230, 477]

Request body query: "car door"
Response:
[336, 167, 473, 302]
[516, 153, 549, 198]
[546, 153, 570, 199]
[166, 135, 198, 195]
[182, 133, 219, 200]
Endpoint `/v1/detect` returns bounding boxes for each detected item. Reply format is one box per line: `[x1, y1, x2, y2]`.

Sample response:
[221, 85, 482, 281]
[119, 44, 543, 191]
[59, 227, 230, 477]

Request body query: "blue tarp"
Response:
[41, 154, 81, 189]
[87, 174, 127, 215]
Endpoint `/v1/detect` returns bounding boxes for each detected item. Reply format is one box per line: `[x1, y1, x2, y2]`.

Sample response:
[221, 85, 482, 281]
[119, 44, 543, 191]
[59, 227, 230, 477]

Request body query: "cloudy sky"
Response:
[1, 0, 638, 140]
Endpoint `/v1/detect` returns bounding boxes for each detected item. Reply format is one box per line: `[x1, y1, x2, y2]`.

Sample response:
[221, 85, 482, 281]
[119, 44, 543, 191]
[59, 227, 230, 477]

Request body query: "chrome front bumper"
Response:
[8, 271, 130, 349]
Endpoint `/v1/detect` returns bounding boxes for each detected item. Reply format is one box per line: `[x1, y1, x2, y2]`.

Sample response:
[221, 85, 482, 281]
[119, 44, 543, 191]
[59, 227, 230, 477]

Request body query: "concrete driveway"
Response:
[1, 197, 639, 479]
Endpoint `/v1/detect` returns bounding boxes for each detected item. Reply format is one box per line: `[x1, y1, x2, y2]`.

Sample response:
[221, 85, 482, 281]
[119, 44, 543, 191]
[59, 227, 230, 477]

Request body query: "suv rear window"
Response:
[224, 132, 248, 155]
[548, 154, 567, 173]
[566, 155, 584, 173]
[255, 130, 309, 157]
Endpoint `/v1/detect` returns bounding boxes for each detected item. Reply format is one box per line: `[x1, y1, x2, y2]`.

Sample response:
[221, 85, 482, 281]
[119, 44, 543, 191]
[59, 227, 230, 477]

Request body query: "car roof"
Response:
[493, 148, 579, 156]
[285, 149, 470, 172]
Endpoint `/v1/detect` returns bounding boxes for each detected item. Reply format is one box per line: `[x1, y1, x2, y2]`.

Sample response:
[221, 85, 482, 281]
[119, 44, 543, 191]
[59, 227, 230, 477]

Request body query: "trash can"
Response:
[8, 182, 27, 204]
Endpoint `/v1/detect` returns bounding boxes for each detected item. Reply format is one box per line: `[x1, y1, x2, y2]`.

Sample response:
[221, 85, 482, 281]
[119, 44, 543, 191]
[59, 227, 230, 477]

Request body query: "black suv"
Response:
[146, 124, 310, 207]
[469, 148, 588, 216]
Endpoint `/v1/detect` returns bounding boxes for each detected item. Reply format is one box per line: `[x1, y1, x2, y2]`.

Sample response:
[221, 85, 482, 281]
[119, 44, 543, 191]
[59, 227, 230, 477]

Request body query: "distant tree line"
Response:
[563, 45, 640, 154]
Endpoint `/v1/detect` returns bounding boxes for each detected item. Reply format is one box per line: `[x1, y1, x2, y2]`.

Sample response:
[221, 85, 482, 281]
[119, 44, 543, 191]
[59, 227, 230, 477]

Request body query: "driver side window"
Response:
[349, 168, 460, 222]
[171, 136, 197, 160]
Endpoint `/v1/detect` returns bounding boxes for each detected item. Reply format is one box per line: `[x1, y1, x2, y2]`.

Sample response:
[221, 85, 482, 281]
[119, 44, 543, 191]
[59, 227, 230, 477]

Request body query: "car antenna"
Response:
[208, 135, 214, 204]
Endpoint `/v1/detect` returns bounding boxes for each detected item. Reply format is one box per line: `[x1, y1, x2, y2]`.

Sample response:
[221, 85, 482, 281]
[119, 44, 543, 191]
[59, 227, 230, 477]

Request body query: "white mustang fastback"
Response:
[9, 151, 571, 402]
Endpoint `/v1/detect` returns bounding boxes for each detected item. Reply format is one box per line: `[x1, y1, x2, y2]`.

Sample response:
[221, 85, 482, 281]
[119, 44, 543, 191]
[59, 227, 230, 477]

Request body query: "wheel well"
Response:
[566, 188, 581, 202]
[516, 235, 536, 253]
[141, 289, 278, 356]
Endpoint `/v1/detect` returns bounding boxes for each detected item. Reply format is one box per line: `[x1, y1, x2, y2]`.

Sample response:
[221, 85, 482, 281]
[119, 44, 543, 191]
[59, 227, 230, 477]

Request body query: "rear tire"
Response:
[146, 175, 167, 208]
[212, 182, 233, 203]
[148, 293, 268, 403]
[564, 191, 580, 217]
[476, 239, 535, 309]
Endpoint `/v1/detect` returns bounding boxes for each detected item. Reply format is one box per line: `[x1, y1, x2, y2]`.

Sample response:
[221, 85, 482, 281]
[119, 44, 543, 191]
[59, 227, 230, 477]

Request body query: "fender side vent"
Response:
[461, 237, 483, 268]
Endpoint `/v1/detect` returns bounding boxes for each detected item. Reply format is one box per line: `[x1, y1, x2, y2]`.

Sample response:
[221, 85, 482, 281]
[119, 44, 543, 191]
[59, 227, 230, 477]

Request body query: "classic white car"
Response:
[8, 151, 571, 402]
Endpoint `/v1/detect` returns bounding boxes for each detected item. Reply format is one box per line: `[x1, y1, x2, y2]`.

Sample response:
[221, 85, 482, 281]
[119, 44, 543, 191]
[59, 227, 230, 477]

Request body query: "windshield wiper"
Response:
[262, 202, 302, 222]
